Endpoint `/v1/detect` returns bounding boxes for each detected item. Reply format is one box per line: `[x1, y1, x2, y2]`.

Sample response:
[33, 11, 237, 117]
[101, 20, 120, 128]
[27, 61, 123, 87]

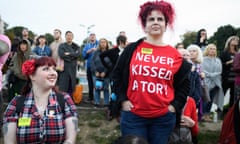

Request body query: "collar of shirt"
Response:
[118, 46, 124, 55]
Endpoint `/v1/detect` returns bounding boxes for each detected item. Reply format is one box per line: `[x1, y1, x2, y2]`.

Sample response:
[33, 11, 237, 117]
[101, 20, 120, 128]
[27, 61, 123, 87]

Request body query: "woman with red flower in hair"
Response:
[3, 56, 78, 144]
[111, 1, 192, 144]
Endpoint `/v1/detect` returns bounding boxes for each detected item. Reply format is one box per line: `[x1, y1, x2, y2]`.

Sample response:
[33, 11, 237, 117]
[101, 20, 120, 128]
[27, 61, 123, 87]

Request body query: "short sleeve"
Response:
[63, 94, 78, 119]
[3, 97, 19, 124]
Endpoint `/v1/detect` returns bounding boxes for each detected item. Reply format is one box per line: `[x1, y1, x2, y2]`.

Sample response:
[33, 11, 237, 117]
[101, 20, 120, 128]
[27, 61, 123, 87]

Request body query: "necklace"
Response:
[37, 105, 45, 112]
[36, 104, 47, 116]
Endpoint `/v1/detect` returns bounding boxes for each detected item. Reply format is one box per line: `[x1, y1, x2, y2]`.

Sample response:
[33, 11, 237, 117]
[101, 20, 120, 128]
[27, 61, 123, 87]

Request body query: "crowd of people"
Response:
[0, 0, 240, 144]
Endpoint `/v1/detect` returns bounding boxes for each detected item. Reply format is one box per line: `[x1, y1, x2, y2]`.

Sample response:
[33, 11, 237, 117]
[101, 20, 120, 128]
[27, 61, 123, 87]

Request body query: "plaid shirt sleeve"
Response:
[3, 97, 19, 124]
[63, 94, 78, 119]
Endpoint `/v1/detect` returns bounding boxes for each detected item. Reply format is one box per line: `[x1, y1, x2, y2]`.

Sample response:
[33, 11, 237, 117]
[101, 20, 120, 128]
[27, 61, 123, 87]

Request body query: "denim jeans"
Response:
[93, 76, 110, 105]
[87, 67, 94, 100]
[120, 110, 176, 144]
[203, 86, 218, 114]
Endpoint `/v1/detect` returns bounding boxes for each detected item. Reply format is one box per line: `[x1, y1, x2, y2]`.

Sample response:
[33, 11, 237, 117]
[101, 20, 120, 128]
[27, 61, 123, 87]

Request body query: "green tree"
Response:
[3, 22, 9, 32]
[236, 27, 240, 38]
[45, 33, 54, 45]
[208, 24, 237, 54]
[181, 31, 197, 48]
[4, 26, 35, 41]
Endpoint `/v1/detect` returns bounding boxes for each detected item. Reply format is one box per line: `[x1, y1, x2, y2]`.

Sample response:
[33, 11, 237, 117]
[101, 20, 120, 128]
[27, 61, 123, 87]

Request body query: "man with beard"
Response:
[50, 29, 64, 71]
[21, 28, 33, 46]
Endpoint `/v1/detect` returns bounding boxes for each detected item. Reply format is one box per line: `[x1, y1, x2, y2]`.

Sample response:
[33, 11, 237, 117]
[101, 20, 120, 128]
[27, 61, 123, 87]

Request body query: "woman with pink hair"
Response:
[111, 1, 192, 144]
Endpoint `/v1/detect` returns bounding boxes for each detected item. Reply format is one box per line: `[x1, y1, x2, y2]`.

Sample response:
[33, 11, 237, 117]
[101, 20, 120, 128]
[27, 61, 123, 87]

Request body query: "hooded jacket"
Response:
[9, 39, 34, 80]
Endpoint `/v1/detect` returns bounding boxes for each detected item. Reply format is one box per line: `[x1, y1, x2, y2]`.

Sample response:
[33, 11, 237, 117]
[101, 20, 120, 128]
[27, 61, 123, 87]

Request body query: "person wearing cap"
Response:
[8, 39, 35, 101]
[0, 34, 11, 137]
[82, 32, 99, 103]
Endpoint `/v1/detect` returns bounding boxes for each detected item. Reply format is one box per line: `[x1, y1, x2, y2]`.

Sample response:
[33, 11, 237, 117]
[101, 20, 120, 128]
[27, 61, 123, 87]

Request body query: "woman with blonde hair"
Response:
[91, 38, 111, 107]
[202, 43, 224, 120]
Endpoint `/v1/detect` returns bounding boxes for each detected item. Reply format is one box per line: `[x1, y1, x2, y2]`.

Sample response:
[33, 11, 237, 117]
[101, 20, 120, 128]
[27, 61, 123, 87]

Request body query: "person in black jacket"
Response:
[111, 1, 192, 144]
[91, 38, 110, 107]
[195, 29, 208, 51]
[100, 35, 127, 119]
[58, 31, 81, 96]
[220, 36, 239, 109]
[100, 35, 127, 76]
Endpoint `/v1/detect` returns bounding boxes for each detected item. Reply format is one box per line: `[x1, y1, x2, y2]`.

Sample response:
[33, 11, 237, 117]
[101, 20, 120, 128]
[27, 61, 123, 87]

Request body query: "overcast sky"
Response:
[1, 0, 239, 46]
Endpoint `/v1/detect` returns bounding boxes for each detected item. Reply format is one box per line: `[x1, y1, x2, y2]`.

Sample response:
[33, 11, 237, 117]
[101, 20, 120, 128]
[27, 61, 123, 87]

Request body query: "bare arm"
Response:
[64, 117, 78, 144]
[3, 122, 17, 144]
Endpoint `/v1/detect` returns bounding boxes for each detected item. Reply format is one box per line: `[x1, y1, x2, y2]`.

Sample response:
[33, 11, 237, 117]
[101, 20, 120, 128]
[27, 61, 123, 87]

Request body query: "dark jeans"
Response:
[120, 111, 176, 144]
[203, 86, 218, 114]
[87, 67, 94, 100]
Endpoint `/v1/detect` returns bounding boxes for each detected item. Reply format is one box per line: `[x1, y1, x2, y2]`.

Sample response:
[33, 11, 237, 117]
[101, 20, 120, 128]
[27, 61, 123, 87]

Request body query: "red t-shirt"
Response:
[183, 97, 199, 136]
[127, 41, 182, 118]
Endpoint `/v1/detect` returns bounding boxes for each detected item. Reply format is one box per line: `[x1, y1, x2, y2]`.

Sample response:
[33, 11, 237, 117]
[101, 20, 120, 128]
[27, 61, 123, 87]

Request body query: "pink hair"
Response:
[138, 0, 175, 30]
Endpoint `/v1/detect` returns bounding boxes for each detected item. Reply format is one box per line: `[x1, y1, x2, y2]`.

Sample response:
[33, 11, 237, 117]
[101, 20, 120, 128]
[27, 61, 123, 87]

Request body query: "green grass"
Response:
[77, 109, 221, 144]
[77, 110, 121, 144]
[198, 130, 220, 144]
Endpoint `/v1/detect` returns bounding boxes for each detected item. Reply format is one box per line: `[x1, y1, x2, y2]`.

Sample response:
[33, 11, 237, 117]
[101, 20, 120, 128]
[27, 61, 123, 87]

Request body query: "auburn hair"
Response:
[138, 0, 175, 30]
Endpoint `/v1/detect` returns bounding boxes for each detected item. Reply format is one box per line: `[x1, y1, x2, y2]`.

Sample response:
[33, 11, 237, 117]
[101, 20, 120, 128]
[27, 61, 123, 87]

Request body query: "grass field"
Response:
[76, 109, 222, 144]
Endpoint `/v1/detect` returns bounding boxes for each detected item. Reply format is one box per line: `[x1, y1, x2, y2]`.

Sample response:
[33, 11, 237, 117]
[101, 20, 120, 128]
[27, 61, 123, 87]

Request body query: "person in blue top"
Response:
[32, 35, 52, 56]
[82, 33, 98, 103]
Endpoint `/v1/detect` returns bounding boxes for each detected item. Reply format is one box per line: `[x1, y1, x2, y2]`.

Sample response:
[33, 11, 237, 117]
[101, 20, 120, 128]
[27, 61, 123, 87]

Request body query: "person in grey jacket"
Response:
[202, 43, 224, 118]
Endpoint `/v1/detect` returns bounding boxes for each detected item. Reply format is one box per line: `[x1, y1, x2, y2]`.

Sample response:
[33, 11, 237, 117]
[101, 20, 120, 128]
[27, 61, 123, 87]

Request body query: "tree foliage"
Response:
[45, 33, 54, 45]
[4, 26, 54, 47]
[181, 31, 197, 48]
[4, 26, 35, 41]
[208, 24, 237, 53]
[4, 25, 240, 58]
[180, 25, 240, 55]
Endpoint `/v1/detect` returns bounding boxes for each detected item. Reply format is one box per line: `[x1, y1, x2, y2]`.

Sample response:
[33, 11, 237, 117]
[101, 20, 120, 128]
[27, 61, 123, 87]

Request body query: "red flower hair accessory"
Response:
[22, 59, 36, 76]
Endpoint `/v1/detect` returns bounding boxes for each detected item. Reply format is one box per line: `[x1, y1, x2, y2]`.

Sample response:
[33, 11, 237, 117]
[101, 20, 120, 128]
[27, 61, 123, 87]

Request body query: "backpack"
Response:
[168, 98, 193, 144]
[15, 93, 65, 115]
[168, 126, 192, 144]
